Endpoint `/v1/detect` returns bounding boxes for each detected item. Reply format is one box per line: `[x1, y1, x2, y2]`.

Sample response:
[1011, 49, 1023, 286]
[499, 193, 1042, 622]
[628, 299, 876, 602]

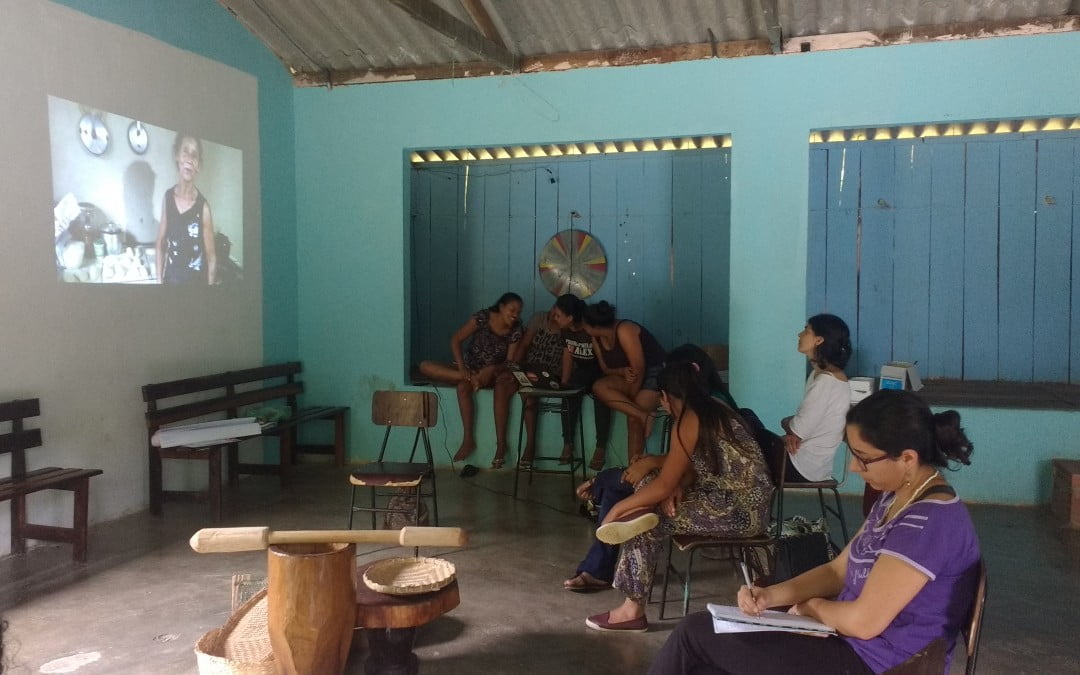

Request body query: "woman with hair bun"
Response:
[781, 314, 853, 482]
[650, 389, 980, 674]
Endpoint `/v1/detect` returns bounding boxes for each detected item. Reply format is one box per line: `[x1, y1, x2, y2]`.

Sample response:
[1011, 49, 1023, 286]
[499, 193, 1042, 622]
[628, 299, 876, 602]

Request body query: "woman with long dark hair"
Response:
[781, 313, 853, 482]
[650, 389, 980, 673]
[583, 356, 773, 633]
[419, 292, 524, 462]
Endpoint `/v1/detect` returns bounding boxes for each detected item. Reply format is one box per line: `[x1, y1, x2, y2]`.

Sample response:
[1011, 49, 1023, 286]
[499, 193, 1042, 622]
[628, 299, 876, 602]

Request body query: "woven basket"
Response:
[194, 589, 276, 675]
[363, 556, 456, 595]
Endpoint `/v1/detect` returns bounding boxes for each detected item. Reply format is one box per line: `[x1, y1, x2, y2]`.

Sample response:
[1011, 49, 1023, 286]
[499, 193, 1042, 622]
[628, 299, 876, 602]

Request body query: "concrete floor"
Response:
[2, 461, 1079, 674]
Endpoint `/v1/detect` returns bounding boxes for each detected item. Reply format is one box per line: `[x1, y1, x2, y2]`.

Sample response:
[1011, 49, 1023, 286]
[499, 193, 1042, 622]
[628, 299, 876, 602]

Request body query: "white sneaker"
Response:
[596, 510, 659, 545]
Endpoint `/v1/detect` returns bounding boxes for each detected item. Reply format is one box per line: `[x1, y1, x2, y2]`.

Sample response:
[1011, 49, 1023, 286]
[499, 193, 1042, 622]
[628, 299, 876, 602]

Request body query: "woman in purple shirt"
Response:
[649, 389, 980, 674]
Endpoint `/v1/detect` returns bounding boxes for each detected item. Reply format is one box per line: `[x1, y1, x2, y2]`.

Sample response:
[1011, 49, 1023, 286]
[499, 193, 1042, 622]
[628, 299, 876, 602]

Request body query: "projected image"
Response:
[48, 96, 243, 284]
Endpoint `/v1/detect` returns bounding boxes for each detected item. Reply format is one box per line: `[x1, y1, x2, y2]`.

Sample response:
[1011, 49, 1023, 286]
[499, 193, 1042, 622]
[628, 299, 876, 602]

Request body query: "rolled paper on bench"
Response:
[152, 417, 263, 447]
[189, 525, 469, 553]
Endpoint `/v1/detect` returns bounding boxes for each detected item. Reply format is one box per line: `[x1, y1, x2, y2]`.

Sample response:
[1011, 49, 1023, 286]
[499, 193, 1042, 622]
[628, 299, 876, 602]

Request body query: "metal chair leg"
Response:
[348, 486, 357, 529]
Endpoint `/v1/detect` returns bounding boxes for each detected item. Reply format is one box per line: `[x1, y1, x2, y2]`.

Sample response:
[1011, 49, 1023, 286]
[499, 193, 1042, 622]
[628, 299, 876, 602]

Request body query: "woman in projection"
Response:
[156, 133, 217, 284]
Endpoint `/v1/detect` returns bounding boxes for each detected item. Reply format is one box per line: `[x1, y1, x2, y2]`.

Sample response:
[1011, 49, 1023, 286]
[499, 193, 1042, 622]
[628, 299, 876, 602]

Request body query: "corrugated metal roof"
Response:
[218, 0, 1080, 86]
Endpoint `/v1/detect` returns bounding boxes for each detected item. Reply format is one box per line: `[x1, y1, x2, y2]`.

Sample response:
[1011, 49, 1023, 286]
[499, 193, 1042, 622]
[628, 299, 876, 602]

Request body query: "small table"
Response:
[355, 560, 460, 675]
[512, 387, 586, 502]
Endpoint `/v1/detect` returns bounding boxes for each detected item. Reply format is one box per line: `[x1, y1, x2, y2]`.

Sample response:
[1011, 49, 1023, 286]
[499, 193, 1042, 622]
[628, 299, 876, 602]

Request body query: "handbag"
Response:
[770, 516, 836, 583]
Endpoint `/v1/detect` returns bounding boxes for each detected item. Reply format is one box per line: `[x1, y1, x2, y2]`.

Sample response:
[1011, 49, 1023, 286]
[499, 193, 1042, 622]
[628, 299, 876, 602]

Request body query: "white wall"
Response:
[0, 1, 263, 554]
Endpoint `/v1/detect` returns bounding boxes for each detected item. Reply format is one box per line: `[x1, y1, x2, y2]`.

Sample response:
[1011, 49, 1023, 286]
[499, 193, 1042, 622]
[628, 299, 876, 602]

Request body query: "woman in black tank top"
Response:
[155, 133, 217, 284]
[583, 301, 667, 464]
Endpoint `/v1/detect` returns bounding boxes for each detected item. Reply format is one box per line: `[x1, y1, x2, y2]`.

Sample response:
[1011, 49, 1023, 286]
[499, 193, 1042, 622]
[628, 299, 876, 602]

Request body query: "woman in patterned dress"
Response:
[491, 302, 568, 468]
[584, 358, 774, 633]
[419, 292, 524, 462]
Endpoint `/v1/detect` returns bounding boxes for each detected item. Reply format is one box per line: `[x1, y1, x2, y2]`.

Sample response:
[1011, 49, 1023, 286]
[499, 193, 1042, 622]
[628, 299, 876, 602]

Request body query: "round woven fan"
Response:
[538, 229, 607, 299]
[362, 556, 456, 595]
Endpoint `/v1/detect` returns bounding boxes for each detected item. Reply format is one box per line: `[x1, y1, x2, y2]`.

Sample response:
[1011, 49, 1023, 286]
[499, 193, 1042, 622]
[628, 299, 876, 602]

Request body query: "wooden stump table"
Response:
[355, 560, 460, 675]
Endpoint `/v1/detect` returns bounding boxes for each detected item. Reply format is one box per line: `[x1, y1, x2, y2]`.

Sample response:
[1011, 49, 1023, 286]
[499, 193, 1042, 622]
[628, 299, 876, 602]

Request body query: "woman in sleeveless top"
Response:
[419, 292, 524, 463]
[584, 358, 772, 634]
[583, 301, 666, 464]
[650, 390, 980, 674]
[155, 133, 217, 284]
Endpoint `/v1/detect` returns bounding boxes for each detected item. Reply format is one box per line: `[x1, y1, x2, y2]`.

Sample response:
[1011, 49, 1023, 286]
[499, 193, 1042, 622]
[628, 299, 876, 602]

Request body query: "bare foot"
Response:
[564, 572, 610, 591]
[589, 448, 606, 471]
[559, 442, 573, 464]
[454, 441, 475, 462]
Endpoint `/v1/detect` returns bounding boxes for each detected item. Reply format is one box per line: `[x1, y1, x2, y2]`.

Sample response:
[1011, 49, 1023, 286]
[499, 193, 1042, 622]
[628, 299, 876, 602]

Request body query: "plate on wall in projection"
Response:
[538, 229, 607, 299]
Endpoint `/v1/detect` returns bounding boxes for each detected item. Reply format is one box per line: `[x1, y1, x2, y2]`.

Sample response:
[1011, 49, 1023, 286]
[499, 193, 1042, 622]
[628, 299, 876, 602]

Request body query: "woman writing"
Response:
[156, 133, 217, 285]
[584, 358, 773, 633]
[781, 314, 852, 482]
[584, 301, 666, 465]
[419, 292, 524, 462]
[649, 389, 980, 674]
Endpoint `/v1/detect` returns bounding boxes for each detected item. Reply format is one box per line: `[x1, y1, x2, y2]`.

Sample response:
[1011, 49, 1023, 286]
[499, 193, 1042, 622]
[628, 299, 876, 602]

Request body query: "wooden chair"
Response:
[0, 399, 102, 562]
[348, 392, 439, 540]
[655, 428, 787, 618]
[885, 558, 988, 675]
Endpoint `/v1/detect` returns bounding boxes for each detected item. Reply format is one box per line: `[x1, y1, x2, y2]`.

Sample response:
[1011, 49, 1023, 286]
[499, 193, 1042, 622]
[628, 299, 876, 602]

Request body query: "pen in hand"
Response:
[739, 561, 756, 604]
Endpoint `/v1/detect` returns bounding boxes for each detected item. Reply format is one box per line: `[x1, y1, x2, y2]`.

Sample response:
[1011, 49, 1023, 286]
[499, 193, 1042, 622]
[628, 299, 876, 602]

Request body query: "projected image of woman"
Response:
[156, 133, 217, 284]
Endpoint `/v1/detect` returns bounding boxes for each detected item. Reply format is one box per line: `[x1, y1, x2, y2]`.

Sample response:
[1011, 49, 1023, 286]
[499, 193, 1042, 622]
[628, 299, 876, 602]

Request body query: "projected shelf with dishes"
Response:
[538, 230, 607, 299]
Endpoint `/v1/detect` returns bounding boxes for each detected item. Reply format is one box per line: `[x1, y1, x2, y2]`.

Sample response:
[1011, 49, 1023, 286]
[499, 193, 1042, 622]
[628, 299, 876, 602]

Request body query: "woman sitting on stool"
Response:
[492, 301, 569, 469]
[781, 313, 852, 483]
[551, 294, 612, 470]
[649, 389, 979, 674]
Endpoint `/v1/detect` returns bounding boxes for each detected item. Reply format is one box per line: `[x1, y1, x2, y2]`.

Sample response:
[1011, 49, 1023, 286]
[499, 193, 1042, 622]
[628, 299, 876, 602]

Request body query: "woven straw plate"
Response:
[363, 556, 456, 595]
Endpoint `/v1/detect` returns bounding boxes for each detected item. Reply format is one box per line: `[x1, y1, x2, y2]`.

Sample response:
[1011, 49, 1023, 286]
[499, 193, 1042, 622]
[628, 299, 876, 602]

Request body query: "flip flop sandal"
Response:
[564, 574, 612, 593]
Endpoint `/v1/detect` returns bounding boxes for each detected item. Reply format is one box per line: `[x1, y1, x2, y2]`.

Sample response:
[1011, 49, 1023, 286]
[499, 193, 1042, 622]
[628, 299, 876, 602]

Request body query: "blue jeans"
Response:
[576, 467, 633, 582]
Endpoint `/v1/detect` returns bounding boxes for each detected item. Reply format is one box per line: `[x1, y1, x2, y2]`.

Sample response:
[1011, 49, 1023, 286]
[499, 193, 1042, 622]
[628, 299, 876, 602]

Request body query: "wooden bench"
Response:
[0, 398, 103, 562]
[143, 362, 348, 520]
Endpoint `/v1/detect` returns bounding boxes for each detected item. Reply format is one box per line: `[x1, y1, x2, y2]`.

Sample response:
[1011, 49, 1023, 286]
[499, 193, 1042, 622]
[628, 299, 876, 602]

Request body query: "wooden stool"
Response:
[354, 560, 460, 675]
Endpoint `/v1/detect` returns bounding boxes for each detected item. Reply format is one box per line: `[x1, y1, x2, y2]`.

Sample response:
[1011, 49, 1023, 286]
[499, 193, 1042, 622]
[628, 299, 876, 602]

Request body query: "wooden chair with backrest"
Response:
[348, 391, 439, 538]
[655, 425, 787, 618]
[884, 558, 988, 675]
[0, 398, 103, 562]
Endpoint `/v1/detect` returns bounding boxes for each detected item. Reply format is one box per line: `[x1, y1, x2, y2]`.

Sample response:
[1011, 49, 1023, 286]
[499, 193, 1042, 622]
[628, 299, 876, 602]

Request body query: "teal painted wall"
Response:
[54, 0, 300, 362]
[294, 33, 1080, 505]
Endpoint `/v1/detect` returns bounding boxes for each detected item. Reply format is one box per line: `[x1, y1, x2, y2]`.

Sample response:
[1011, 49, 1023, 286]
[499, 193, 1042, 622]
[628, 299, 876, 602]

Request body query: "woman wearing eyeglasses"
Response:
[649, 389, 981, 674]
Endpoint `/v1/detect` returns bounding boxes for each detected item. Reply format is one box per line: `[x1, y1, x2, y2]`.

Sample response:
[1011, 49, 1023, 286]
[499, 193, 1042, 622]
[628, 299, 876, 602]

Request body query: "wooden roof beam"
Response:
[386, 0, 516, 71]
[460, 0, 507, 49]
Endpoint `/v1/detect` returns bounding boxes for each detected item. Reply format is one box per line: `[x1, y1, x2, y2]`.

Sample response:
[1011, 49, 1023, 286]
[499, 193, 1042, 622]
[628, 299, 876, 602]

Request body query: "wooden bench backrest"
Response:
[0, 398, 43, 479]
[371, 391, 437, 428]
[143, 362, 304, 429]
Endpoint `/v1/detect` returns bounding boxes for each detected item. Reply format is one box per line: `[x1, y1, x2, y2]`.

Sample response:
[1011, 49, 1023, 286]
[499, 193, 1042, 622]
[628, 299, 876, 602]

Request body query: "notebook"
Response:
[706, 603, 837, 636]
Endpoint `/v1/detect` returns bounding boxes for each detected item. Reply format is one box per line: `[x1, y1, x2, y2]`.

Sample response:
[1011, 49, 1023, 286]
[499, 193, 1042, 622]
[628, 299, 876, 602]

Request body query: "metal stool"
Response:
[513, 387, 586, 502]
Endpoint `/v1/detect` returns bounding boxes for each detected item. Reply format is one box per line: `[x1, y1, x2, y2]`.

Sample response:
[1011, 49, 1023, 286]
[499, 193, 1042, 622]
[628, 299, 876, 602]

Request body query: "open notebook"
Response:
[707, 603, 837, 635]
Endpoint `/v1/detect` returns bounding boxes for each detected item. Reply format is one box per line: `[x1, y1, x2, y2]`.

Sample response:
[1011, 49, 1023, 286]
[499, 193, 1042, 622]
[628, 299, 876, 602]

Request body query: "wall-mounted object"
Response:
[538, 229, 607, 299]
[78, 113, 109, 155]
[127, 120, 148, 154]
